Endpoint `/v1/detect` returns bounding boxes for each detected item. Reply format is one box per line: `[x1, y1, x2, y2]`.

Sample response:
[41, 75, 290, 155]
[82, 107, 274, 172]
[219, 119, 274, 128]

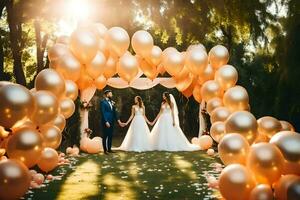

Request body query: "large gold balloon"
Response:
[274, 175, 300, 200]
[219, 164, 255, 200]
[7, 127, 43, 168]
[51, 114, 66, 131]
[211, 106, 231, 123]
[257, 116, 282, 138]
[39, 125, 62, 149]
[65, 80, 78, 101]
[197, 64, 215, 84]
[207, 97, 223, 115]
[70, 29, 99, 64]
[210, 121, 226, 143]
[249, 184, 273, 200]
[30, 91, 59, 125]
[0, 159, 31, 200]
[76, 71, 94, 90]
[208, 45, 229, 69]
[132, 30, 154, 57]
[106, 27, 130, 57]
[137, 56, 158, 80]
[0, 84, 35, 128]
[270, 131, 300, 162]
[163, 50, 184, 76]
[201, 80, 223, 102]
[215, 65, 238, 90]
[146, 45, 162, 66]
[280, 120, 295, 131]
[185, 48, 208, 75]
[225, 111, 258, 144]
[94, 74, 107, 90]
[117, 52, 139, 83]
[56, 54, 82, 82]
[218, 133, 250, 165]
[37, 147, 59, 173]
[223, 86, 249, 112]
[86, 51, 106, 79]
[103, 56, 117, 79]
[48, 43, 70, 61]
[192, 84, 202, 103]
[35, 69, 66, 99]
[59, 98, 75, 119]
[247, 143, 284, 185]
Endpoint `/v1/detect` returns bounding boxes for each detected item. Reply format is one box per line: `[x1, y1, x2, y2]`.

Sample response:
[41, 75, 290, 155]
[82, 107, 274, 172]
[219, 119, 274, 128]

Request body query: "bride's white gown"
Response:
[118, 106, 152, 152]
[150, 103, 200, 151]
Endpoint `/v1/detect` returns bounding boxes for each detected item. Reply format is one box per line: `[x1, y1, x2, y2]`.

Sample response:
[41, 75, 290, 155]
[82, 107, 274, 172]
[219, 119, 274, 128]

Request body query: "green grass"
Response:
[24, 139, 222, 200]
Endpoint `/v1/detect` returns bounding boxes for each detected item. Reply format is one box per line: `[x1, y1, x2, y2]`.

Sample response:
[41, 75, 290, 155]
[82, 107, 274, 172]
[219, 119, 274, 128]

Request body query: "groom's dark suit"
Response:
[100, 98, 119, 152]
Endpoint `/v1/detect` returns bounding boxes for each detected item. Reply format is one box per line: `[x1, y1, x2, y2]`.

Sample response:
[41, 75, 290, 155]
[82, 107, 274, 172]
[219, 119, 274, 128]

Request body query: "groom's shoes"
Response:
[108, 150, 116, 153]
[103, 151, 108, 155]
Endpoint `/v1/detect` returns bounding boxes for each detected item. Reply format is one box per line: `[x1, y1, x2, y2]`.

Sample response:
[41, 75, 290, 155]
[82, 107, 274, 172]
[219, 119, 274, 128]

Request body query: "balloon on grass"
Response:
[37, 148, 59, 173]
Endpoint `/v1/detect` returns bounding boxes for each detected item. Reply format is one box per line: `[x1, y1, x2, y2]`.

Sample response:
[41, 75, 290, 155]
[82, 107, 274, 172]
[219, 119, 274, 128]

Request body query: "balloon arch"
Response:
[0, 23, 299, 200]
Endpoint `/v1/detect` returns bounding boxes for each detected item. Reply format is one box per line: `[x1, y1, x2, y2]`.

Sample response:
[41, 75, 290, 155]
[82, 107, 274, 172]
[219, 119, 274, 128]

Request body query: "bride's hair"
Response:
[135, 96, 144, 108]
[163, 92, 171, 106]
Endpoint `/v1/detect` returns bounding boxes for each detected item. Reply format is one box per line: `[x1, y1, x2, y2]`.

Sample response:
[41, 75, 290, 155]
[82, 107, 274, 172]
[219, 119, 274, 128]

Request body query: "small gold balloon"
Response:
[7, 127, 43, 168]
[132, 30, 154, 57]
[76, 71, 94, 90]
[280, 120, 295, 131]
[106, 27, 130, 57]
[225, 111, 258, 144]
[0, 84, 35, 128]
[146, 45, 162, 66]
[56, 54, 82, 82]
[137, 56, 158, 80]
[218, 133, 250, 165]
[219, 164, 255, 200]
[51, 114, 66, 131]
[30, 91, 59, 125]
[163, 50, 184, 76]
[182, 77, 198, 98]
[249, 184, 273, 200]
[274, 175, 300, 200]
[208, 45, 229, 69]
[117, 52, 139, 83]
[210, 121, 226, 143]
[207, 97, 223, 115]
[197, 64, 215, 84]
[0, 159, 31, 200]
[103, 56, 117, 79]
[185, 48, 208, 75]
[65, 80, 78, 101]
[35, 69, 66, 99]
[39, 125, 62, 149]
[211, 106, 231, 123]
[258, 116, 282, 138]
[37, 147, 59, 173]
[176, 73, 194, 92]
[223, 86, 249, 112]
[192, 84, 202, 103]
[247, 143, 284, 185]
[215, 65, 238, 90]
[201, 80, 223, 102]
[59, 98, 75, 119]
[85, 51, 106, 79]
[94, 74, 107, 90]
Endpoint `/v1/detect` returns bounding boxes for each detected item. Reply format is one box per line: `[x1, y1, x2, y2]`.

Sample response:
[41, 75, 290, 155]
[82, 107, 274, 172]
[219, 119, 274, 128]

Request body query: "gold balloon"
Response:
[39, 125, 62, 149]
[163, 50, 184, 76]
[176, 73, 194, 92]
[86, 51, 106, 79]
[37, 147, 59, 173]
[254, 133, 270, 143]
[0, 84, 35, 128]
[218, 133, 250, 165]
[65, 80, 78, 101]
[146, 45, 162, 66]
[219, 164, 255, 200]
[207, 97, 223, 115]
[35, 69, 66, 99]
[59, 98, 75, 119]
[201, 80, 223, 101]
[182, 77, 198, 98]
[208, 45, 229, 69]
[192, 84, 202, 103]
[99, 38, 110, 57]
[106, 27, 130, 57]
[132, 30, 154, 57]
[211, 106, 231, 123]
[51, 114, 66, 131]
[185, 48, 208, 75]
[270, 131, 300, 162]
[56, 35, 70, 45]
[249, 184, 273, 200]
[257, 116, 282, 138]
[30, 91, 59, 125]
[94, 74, 107, 90]
[157, 63, 166, 75]
[210, 121, 226, 143]
[48, 43, 70, 62]
[198, 135, 213, 150]
[56, 54, 82, 82]
[117, 52, 139, 83]
[215, 65, 238, 90]
[280, 120, 295, 131]
[162, 47, 177, 61]
[247, 143, 284, 185]
[103, 56, 117, 79]
[197, 64, 215, 84]
[274, 175, 300, 200]
[76, 71, 94, 90]
[225, 111, 258, 144]
[70, 29, 99, 64]
[223, 86, 249, 112]
[0, 159, 31, 200]
[137, 56, 158, 80]
[7, 127, 43, 168]
[93, 23, 107, 39]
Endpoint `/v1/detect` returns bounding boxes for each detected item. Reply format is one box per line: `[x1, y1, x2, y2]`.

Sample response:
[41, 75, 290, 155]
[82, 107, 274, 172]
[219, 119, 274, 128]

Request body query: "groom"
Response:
[100, 90, 125, 154]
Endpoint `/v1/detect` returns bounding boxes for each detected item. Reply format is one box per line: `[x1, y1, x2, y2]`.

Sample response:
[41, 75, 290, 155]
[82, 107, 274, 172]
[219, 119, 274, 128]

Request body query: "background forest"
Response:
[0, 0, 299, 147]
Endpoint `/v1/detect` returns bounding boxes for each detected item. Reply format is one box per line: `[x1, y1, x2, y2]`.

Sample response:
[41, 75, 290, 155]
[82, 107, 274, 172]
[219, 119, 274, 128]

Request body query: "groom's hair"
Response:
[104, 89, 112, 96]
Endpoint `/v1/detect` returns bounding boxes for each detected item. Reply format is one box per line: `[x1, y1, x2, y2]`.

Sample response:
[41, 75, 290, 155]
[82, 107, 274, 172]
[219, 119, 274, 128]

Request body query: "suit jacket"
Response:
[100, 98, 118, 126]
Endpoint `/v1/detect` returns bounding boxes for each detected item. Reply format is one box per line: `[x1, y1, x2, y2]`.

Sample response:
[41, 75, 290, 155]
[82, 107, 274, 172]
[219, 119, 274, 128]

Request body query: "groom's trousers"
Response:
[102, 125, 113, 152]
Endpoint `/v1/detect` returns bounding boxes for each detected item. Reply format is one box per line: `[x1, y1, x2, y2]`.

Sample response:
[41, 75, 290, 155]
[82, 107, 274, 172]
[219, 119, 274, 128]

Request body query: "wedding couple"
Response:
[100, 90, 199, 154]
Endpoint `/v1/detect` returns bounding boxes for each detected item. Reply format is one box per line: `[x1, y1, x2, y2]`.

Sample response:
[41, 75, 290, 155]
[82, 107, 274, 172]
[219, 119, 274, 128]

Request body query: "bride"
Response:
[117, 96, 152, 152]
[150, 92, 199, 151]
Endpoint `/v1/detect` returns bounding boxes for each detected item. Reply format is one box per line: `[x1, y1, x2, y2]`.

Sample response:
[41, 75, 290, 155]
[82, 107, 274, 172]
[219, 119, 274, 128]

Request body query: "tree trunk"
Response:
[6, 0, 26, 85]
[0, 0, 8, 80]
[34, 20, 48, 74]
